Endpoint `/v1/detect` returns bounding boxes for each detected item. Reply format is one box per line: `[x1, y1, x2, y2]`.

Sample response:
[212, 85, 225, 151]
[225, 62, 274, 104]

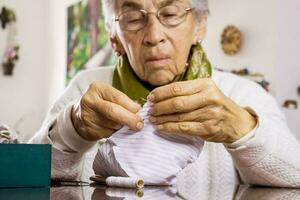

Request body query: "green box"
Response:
[0, 144, 51, 188]
[0, 188, 50, 200]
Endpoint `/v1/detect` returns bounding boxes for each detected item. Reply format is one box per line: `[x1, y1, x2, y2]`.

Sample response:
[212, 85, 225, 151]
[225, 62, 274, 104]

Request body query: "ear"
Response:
[109, 32, 126, 55]
[193, 16, 207, 44]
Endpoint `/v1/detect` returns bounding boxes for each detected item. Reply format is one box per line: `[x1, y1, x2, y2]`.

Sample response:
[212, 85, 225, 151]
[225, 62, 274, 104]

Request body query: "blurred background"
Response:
[0, 0, 299, 142]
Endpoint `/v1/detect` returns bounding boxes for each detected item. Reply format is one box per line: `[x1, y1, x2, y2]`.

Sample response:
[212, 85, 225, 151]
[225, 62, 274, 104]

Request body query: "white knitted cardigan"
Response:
[29, 67, 300, 191]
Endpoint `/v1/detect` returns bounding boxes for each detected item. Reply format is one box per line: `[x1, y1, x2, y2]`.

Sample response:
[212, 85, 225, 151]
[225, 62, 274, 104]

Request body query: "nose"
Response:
[143, 15, 166, 46]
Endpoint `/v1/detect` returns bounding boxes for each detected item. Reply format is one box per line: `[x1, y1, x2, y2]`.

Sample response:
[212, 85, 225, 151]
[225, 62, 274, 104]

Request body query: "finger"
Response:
[156, 122, 207, 136]
[90, 112, 123, 130]
[157, 120, 222, 140]
[90, 81, 141, 113]
[150, 90, 213, 116]
[150, 105, 219, 124]
[81, 117, 115, 140]
[94, 99, 144, 131]
[82, 101, 123, 130]
[148, 78, 211, 103]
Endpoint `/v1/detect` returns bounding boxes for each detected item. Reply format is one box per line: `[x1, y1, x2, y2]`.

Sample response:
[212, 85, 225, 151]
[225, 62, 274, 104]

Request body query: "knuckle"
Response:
[193, 112, 201, 121]
[198, 95, 206, 105]
[194, 109, 207, 121]
[203, 123, 211, 132]
[206, 78, 214, 87]
[177, 113, 185, 121]
[90, 81, 102, 90]
[158, 124, 166, 131]
[206, 124, 219, 134]
[81, 94, 92, 106]
[126, 115, 141, 128]
[173, 98, 185, 111]
[80, 93, 88, 102]
[110, 91, 121, 103]
[179, 123, 191, 132]
[211, 107, 221, 118]
[104, 104, 116, 119]
[81, 113, 90, 125]
[171, 83, 183, 95]
[210, 92, 221, 104]
[211, 126, 220, 134]
[165, 123, 173, 132]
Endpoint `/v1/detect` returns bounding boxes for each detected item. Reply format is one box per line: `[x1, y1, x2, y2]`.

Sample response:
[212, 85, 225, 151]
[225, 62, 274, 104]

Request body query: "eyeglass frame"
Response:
[114, 5, 194, 31]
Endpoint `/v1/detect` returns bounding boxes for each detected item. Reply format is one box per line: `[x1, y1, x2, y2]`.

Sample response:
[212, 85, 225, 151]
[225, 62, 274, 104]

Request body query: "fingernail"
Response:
[149, 116, 156, 123]
[147, 94, 155, 102]
[136, 122, 144, 130]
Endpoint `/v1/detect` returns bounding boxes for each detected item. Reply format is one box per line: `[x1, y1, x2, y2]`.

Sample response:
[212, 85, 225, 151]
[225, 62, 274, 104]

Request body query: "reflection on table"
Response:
[2, 163, 300, 200]
[1, 184, 300, 200]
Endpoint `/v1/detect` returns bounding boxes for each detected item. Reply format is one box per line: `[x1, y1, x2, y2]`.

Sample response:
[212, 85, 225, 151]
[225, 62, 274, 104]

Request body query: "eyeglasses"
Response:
[115, 5, 193, 31]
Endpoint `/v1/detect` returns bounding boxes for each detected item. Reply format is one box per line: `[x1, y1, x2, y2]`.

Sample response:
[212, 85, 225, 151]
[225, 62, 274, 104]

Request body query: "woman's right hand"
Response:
[71, 81, 143, 141]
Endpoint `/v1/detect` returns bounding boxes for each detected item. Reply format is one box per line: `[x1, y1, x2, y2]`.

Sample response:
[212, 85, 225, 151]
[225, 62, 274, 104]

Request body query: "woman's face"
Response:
[112, 0, 205, 86]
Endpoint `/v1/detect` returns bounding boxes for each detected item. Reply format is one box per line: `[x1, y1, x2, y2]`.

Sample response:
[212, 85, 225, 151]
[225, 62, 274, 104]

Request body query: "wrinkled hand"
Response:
[147, 78, 257, 143]
[71, 81, 143, 141]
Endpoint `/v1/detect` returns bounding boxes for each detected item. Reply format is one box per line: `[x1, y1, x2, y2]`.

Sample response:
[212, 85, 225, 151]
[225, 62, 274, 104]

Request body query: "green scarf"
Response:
[112, 43, 212, 105]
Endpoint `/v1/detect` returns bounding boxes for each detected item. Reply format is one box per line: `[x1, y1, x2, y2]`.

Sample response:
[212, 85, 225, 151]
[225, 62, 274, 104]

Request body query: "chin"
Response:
[147, 70, 175, 86]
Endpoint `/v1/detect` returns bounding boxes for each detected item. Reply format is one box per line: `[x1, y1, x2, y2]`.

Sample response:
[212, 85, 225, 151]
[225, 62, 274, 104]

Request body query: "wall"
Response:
[203, 0, 277, 90]
[276, 0, 300, 139]
[0, 0, 83, 142]
[203, 0, 299, 139]
[0, 0, 51, 142]
[45, 0, 70, 110]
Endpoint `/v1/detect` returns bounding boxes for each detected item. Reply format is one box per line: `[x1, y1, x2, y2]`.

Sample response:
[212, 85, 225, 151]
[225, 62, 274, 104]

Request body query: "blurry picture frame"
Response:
[66, 0, 116, 84]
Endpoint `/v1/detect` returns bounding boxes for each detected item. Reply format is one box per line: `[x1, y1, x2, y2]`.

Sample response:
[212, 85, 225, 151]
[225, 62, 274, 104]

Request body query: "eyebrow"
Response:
[120, 0, 183, 11]
[120, 1, 142, 11]
[158, 0, 182, 8]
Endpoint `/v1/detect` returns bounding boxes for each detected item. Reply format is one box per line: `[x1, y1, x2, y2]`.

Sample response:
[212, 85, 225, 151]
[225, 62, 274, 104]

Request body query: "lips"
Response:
[144, 55, 171, 67]
[146, 55, 170, 61]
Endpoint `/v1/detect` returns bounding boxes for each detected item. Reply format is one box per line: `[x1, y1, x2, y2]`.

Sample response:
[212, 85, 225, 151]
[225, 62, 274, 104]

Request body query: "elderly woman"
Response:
[30, 0, 300, 187]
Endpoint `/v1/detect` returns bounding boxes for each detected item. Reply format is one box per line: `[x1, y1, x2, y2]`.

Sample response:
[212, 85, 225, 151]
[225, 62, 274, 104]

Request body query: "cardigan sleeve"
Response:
[224, 77, 300, 187]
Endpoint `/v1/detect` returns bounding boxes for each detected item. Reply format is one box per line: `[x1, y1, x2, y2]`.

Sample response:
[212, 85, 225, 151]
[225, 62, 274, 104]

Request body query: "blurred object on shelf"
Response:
[2, 45, 19, 75]
[282, 100, 298, 110]
[221, 25, 241, 55]
[216, 68, 270, 92]
[1, 6, 20, 76]
[0, 7, 16, 29]
[0, 123, 19, 144]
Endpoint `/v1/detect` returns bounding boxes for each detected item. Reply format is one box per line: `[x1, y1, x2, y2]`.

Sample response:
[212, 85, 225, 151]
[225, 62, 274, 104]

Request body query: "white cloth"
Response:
[93, 102, 204, 185]
[0, 123, 19, 144]
[29, 66, 300, 188]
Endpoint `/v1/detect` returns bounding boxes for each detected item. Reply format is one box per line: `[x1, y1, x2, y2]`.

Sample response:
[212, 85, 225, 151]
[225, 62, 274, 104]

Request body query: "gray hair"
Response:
[101, 0, 209, 32]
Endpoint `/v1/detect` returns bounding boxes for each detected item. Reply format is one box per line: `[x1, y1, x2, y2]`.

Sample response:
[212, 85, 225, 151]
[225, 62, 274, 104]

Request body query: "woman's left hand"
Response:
[147, 78, 257, 143]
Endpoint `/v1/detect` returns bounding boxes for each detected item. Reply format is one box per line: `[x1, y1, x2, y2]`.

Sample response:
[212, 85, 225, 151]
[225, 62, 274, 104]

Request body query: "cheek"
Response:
[169, 30, 195, 72]
[121, 33, 147, 78]
[165, 19, 197, 73]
